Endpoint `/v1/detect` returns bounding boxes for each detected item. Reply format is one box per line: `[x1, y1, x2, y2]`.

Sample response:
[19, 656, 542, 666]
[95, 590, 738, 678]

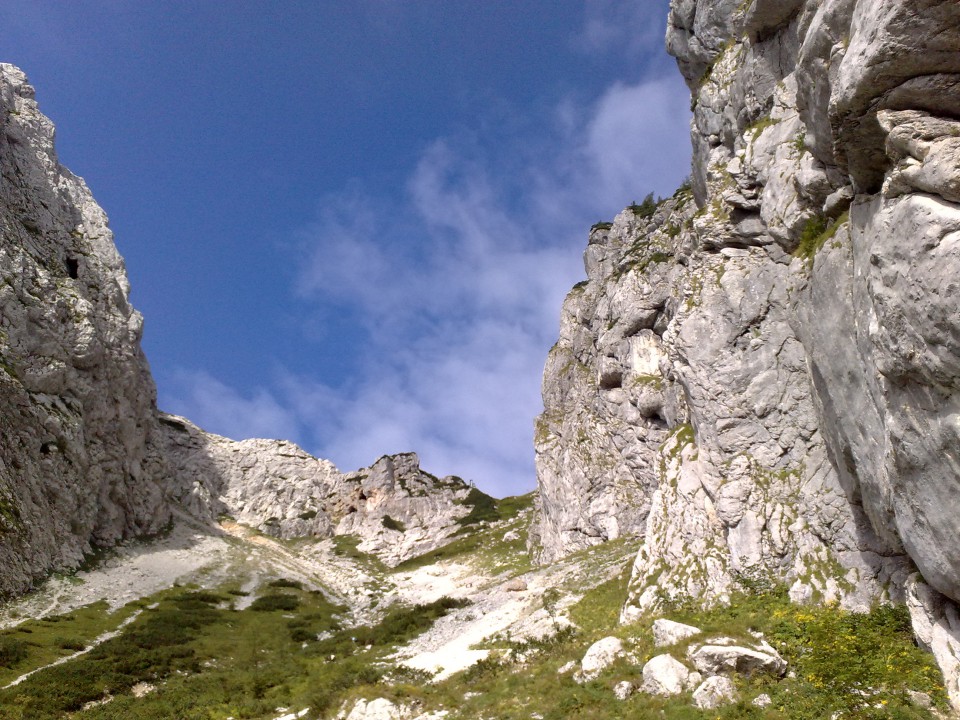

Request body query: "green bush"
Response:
[381, 515, 406, 533]
[0, 635, 28, 667]
[173, 590, 225, 605]
[267, 578, 303, 590]
[628, 192, 660, 219]
[250, 594, 300, 612]
[0, 594, 223, 718]
[56, 637, 87, 652]
[303, 656, 384, 714]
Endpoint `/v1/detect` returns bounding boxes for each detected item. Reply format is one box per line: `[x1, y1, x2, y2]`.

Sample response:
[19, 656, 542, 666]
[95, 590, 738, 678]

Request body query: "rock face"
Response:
[533, 0, 960, 707]
[0, 64, 169, 596]
[160, 414, 480, 566]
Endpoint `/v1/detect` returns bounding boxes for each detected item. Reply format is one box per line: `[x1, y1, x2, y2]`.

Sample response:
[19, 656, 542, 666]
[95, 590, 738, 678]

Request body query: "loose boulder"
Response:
[575, 636, 624, 682]
[692, 676, 737, 709]
[343, 699, 406, 720]
[652, 619, 702, 647]
[688, 642, 787, 677]
[640, 653, 700, 696]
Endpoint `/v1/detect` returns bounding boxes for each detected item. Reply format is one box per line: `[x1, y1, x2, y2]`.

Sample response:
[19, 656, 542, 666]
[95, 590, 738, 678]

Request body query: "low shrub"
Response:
[0, 635, 28, 667]
[250, 594, 300, 612]
[628, 192, 660, 219]
[56, 637, 87, 651]
[267, 578, 303, 590]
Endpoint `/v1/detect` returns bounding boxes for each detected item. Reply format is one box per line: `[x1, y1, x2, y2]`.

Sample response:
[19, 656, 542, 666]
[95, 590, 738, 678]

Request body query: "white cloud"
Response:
[166, 71, 691, 498]
[583, 79, 692, 206]
[165, 369, 301, 443]
[576, 0, 672, 60]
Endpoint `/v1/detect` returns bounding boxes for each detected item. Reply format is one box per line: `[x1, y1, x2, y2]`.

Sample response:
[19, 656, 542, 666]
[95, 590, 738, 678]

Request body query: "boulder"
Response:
[343, 698, 406, 720]
[688, 642, 787, 677]
[575, 636, 624, 683]
[640, 654, 700, 696]
[503, 578, 528, 592]
[652, 619, 702, 647]
[693, 676, 737, 709]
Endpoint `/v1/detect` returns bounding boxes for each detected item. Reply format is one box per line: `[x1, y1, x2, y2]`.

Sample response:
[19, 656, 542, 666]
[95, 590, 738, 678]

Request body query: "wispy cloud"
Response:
[576, 0, 672, 60]
[165, 71, 691, 498]
[166, 369, 301, 443]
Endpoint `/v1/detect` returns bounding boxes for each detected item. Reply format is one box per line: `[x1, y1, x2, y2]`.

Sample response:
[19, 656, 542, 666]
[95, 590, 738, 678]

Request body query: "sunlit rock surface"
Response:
[160, 414, 478, 565]
[0, 64, 169, 596]
[533, 1, 960, 707]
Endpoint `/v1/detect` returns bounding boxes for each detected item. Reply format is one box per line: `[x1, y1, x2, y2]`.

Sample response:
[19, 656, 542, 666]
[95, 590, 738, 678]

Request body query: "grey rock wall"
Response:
[159, 414, 478, 566]
[0, 64, 170, 596]
[533, 0, 960, 706]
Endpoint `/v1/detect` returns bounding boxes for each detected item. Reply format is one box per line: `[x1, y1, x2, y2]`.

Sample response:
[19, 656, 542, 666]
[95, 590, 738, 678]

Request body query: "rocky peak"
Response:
[0, 62, 493, 594]
[160, 414, 483, 566]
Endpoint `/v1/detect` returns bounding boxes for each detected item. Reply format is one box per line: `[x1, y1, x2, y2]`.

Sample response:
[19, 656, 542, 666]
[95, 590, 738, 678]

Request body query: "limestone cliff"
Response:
[533, 0, 960, 706]
[159, 414, 483, 566]
[0, 64, 170, 597]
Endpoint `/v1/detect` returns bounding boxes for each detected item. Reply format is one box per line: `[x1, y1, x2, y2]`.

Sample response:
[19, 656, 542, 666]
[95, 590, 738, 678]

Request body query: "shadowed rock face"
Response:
[533, 0, 960, 707]
[0, 64, 170, 596]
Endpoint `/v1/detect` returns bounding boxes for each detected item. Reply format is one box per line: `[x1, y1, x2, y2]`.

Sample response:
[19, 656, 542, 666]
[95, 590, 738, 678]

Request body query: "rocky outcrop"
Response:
[531, 209, 676, 563]
[0, 64, 169, 596]
[533, 0, 960, 707]
[159, 414, 481, 565]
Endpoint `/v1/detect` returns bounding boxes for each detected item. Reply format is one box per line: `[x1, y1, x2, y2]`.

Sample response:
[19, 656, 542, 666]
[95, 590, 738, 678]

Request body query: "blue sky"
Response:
[4, 1, 691, 497]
